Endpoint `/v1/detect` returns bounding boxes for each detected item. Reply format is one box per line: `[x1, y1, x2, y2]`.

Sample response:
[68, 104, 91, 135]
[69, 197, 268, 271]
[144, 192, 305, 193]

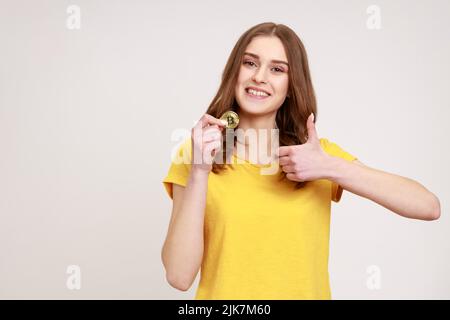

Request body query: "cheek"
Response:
[239, 72, 250, 84]
[274, 77, 289, 95]
[236, 70, 251, 91]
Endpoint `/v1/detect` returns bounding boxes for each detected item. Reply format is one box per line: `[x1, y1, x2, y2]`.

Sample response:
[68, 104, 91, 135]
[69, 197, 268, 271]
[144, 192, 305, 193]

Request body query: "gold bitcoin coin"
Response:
[220, 111, 239, 129]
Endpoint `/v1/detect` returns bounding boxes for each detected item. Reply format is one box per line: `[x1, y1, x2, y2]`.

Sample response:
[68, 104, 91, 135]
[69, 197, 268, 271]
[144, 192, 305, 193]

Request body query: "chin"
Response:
[237, 96, 279, 114]
[239, 104, 275, 116]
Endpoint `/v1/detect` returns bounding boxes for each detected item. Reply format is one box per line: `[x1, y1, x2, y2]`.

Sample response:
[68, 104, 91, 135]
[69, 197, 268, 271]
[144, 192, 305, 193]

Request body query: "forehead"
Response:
[244, 36, 288, 62]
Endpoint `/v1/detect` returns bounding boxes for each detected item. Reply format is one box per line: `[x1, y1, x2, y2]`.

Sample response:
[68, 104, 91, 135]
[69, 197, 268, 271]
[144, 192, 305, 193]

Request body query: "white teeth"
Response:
[247, 88, 269, 97]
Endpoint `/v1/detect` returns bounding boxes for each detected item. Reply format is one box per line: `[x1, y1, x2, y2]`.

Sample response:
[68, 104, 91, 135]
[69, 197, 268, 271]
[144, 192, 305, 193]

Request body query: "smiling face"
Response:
[234, 36, 290, 116]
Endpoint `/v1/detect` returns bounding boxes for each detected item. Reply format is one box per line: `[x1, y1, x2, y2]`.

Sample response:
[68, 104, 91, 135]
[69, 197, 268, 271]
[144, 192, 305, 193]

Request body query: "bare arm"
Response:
[161, 113, 226, 291]
[327, 158, 441, 221]
[161, 169, 209, 291]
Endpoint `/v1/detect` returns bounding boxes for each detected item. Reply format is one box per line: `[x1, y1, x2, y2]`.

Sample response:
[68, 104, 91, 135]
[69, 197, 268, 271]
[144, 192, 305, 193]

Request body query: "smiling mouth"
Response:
[245, 88, 271, 99]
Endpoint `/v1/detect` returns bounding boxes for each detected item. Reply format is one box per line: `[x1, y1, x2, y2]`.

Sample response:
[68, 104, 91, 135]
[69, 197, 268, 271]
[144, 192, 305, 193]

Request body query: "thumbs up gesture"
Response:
[277, 113, 332, 182]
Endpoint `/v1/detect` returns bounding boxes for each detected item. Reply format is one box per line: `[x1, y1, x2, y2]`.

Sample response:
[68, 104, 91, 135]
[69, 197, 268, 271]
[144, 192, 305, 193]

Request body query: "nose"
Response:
[252, 66, 267, 84]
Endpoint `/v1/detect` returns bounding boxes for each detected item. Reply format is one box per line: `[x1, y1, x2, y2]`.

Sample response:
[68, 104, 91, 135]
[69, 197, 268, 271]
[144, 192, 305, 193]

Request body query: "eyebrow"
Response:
[243, 52, 289, 67]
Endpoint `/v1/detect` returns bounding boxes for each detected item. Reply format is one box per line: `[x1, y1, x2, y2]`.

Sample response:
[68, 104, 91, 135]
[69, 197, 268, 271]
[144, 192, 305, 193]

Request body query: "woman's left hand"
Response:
[278, 113, 333, 182]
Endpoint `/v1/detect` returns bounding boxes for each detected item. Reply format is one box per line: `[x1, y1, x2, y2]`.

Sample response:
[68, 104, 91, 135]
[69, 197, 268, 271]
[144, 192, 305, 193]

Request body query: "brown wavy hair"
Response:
[206, 22, 317, 189]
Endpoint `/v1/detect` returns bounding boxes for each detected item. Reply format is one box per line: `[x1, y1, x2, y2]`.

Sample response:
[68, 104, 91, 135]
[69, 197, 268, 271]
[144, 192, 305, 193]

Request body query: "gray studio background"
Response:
[1, 0, 449, 299]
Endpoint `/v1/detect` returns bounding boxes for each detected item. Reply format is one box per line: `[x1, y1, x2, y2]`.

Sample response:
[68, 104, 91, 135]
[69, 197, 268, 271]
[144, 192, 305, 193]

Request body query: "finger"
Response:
[203, 131, 223, 143]
[281, 164, 296, 173]
[210, 139, 222, 153]
[206, 123, 226, 132]
[193, 124, 221, 142]
[278, 156, 291, 166]
[204, 140, 222, 158]
[197, 113, 228, 129]
[286, 173, 302, 182]
[278, 146, 291, 157]
[203, 125, 223, 136]
[306, 113, 319, 143]
[202, 124, 221, 134]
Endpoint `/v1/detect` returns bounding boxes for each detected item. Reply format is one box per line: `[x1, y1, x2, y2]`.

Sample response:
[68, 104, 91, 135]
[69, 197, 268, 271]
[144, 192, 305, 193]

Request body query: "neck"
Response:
[236, 108, 277, 131]
[233, 109, 278, 163]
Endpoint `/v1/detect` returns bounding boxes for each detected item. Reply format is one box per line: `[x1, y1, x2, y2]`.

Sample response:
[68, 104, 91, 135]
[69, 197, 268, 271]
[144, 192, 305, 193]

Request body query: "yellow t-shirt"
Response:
[162, 137, 357, 300]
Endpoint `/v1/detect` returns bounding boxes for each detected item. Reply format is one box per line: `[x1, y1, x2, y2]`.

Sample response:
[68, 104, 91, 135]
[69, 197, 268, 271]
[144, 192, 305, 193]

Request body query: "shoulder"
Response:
[319, 137, 357, 162]
[319, 137, 336, 154]
[171, 136, 192, 164]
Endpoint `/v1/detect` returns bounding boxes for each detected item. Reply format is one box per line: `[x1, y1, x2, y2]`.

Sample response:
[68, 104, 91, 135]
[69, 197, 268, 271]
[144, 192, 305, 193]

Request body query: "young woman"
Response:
[161, 22, 441, 300]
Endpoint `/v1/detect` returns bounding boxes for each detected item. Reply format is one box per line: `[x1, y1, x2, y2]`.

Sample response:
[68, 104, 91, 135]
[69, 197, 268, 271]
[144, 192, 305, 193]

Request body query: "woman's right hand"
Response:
[191, 113, 227, 173]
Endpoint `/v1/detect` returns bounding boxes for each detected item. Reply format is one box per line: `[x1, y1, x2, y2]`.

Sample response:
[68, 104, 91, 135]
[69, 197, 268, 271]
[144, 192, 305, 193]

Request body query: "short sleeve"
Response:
[162, 137, 192, 200]
[320, 138, 358, 203]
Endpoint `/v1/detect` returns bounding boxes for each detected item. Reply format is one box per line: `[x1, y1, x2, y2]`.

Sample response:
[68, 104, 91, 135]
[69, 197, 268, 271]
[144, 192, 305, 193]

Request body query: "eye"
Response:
[243, 60, 285, 73]
[272, 67, 284, 73]
[243, 60, 256, 67]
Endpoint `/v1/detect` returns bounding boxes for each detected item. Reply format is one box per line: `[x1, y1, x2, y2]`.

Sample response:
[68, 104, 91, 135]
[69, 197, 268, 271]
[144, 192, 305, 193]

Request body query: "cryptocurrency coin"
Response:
[220, 111, 239, 129]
